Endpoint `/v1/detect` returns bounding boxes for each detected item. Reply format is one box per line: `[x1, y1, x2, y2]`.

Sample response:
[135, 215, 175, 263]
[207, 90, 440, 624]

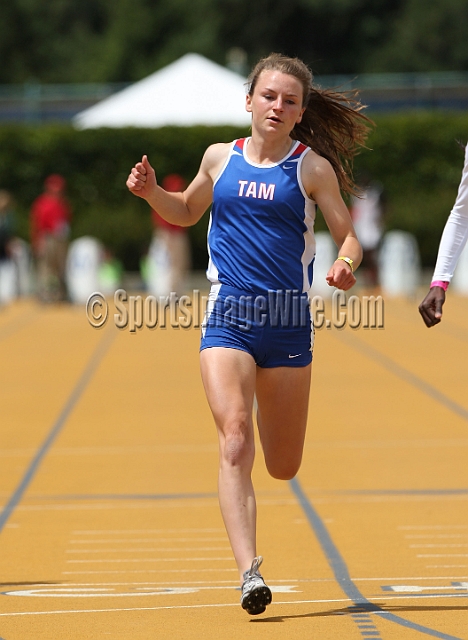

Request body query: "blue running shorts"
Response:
[200, 284, 314, 368]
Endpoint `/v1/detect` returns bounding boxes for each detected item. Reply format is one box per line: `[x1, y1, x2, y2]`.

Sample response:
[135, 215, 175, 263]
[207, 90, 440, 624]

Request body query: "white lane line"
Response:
[418, 554, 468, 558]
[385, 585, 468, 593]
[16, 578, 468, 588]
[62, 570, 468, 578]
[0, 444, 219, 457]
[62, 569, 236, 576]
[66, 547, 230, 553]
[69, 538, 228, 544]
[304, 495, 468, 506]
[427, 565, 468, 569]
[353, 575, 468, 581]
[16, 502, 220, 512]
[399, 525, 468, 531]
[72, 529, 225, 535]
[406, 532, 468, 537]
[54, 580, 292, 586]
[8, 439, 468, 458]
[54, 580, 300, 587]
[307, 439, 468, 450]
[2, 585, 299, 598]
[410, 544, 468, 548]
[66, 557, 233, 564]
[50, 444, 219, 455]
[0, 449, 37, 458]
[1, 593, 468, 617]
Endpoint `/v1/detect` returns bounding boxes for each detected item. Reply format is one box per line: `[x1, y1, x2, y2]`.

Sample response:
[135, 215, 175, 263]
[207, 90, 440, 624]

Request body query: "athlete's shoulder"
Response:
[302, 147, 332, 174]
[202, 141, 231, 163]
[199, 142, 233, 181]
[301, 148, 338, 196]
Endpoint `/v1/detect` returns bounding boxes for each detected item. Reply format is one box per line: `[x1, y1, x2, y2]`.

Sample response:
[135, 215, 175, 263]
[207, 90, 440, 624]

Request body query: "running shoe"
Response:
[240, 556, 272, 615]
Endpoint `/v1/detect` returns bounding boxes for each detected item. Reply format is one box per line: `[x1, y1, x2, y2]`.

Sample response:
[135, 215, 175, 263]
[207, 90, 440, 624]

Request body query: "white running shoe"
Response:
[240, 556, 272, 615]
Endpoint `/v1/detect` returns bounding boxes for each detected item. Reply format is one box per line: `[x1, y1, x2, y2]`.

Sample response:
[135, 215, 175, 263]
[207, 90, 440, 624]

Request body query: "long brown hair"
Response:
[247, 53, 373, 196]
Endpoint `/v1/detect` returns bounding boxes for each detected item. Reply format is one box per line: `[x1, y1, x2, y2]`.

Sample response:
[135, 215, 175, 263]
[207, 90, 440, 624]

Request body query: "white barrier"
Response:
[66, 236, 104, 304]
[0, 259, 16, 305]
[379, 230, 421, 297]
[11, 239, 33, 297]
[145, 234, 172, 297]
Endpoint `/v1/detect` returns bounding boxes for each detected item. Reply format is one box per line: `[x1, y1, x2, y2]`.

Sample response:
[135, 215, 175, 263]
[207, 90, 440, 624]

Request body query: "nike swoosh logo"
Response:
[288, 354, 301, 358]
[284, 165, 294, 170]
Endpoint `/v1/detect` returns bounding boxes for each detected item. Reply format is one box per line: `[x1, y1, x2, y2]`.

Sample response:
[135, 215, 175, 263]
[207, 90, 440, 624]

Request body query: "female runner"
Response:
[127, 52, 371, 615]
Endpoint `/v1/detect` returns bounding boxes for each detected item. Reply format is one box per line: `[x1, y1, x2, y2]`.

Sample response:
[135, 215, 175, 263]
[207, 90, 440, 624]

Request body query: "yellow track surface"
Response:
[0, 291, 467, 639]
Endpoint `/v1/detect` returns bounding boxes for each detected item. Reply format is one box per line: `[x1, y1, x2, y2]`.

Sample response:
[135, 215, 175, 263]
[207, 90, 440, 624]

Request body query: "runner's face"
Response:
[246, 70, 305, 134]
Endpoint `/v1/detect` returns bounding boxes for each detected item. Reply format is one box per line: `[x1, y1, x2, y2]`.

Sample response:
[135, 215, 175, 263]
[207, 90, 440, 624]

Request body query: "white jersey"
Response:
[433, 144, 468, 282]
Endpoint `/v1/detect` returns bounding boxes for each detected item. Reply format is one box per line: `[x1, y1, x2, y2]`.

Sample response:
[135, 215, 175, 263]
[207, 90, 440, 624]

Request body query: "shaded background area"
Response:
[1, 0, 467, 83]
[0, 117, 467, 272]
[1, 0, 468, 274]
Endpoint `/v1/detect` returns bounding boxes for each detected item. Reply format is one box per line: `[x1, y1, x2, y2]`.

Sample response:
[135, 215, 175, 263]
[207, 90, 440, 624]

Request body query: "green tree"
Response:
[218, 0, 403, 75]
[1, 0, 467, 84]
[0, 0, 224, 83]
[0, 0, 107, 82]
[363, 0, 468, 72]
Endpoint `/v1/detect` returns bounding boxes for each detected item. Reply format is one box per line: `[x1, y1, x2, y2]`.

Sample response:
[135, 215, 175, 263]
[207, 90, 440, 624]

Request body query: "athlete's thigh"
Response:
[255, 364, 311, 463]
[200, 346, 257, 436]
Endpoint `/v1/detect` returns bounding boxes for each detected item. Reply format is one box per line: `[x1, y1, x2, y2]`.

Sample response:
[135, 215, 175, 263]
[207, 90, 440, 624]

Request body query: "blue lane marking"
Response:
[357, 624, 375, 635]
[290, 477, 464, 640]
[0, 330, 115, 535]
[348, 605, 382, 638]
[336, 333, 468, 422]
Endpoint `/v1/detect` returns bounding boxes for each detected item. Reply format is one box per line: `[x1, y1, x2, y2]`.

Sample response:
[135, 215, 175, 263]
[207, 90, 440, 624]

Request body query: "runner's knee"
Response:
[220, 421, 254, 469]
[264, 453, 302, 480]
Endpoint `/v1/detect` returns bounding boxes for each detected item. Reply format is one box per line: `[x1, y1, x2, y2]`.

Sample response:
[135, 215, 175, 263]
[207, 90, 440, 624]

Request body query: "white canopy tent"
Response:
[73, 53, 251, 129]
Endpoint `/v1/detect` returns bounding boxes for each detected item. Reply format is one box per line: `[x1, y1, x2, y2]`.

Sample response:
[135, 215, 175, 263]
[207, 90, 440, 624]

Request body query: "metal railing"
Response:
[1, 72, 468, 123]
[0, 82, 130, 123]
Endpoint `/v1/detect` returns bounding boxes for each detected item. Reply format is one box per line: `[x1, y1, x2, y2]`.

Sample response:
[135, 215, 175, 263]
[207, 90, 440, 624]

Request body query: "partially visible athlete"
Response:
[126, 52, 371, 615]
[419, 143, 468, 327]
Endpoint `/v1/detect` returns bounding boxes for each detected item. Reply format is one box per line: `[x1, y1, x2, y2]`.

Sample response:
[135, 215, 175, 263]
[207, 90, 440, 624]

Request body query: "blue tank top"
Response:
[206, 137, 317, 293]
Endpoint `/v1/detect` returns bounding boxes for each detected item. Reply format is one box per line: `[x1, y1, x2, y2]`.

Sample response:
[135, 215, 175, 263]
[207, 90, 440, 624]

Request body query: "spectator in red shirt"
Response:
[30, 174, 71, 302]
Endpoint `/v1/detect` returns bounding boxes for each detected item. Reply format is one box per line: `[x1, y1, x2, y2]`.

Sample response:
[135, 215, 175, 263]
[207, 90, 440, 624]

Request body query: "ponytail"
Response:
[293, 86, 373, 196]
[248, 53, 374, 196]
